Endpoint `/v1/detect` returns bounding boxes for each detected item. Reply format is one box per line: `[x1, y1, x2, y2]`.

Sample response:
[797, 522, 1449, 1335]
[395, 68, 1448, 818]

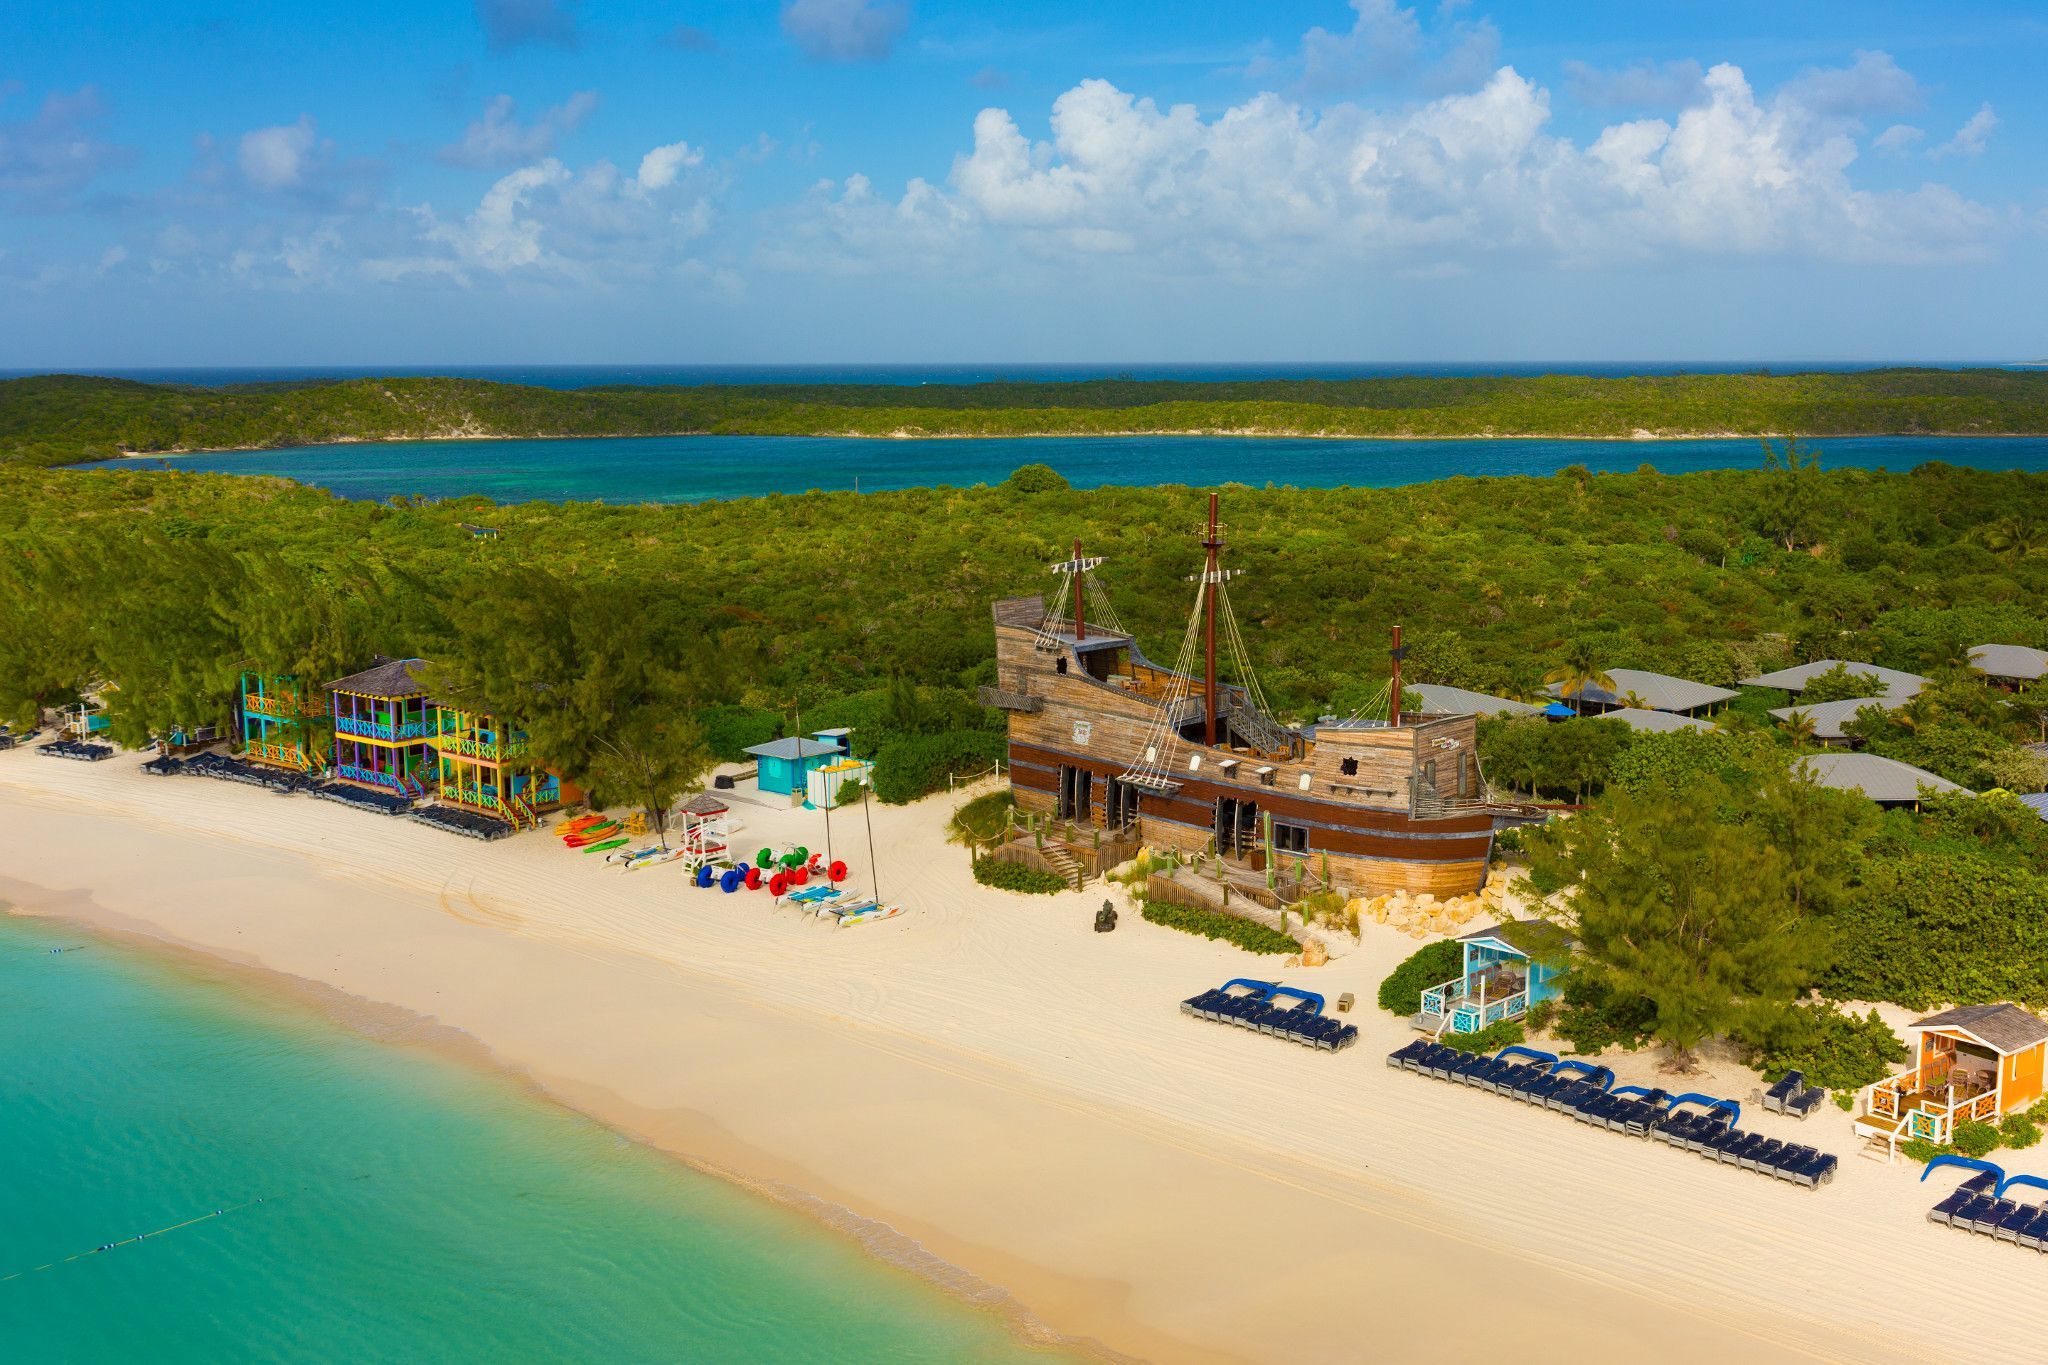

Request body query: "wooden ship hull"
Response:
[980, 506, 1498, 900]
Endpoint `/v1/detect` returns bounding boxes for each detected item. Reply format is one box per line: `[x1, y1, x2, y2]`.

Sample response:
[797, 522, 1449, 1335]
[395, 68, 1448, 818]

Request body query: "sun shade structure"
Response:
[1796, 752, 1964, 806]
[1768, 696, 1898, 743]
[1542, 668, 1737, 715]
[1739, 659, 1928, 700]
[1970, 643, 2048, 683]
[1408, 683, 1540, 718]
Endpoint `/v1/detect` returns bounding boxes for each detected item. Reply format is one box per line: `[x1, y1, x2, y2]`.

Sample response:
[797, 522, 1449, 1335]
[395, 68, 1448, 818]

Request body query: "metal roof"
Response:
[326, 656, 430, 698]
[743, 737, 843, 761]
[2018, 793, 2048, 821]
[1970, 643, 2048, 681]
[1796, 752, 1964, 802]
[1409, 683, 1540, 718]
[1739, 659, 1928, 699]
[1910, 1004, 2048, 1055]
[1768, 696, 1898, 741]
[1595, 707, 1710, 734]
[1543, 668, 1737, 714]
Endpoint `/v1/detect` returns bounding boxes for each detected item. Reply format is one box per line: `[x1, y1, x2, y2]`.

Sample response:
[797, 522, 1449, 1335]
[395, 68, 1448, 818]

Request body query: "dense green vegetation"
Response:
[1745, 1004, 1909, 1096]
[1139, 900, 1301, 954]
[970, 857, 1068, 895]
[8, 369, 2048, 467]
[4, 443, 2045, 810]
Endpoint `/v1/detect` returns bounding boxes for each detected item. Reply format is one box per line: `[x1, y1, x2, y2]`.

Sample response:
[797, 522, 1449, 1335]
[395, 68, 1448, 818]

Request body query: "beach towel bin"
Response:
[1337, 992, 1355, 1013]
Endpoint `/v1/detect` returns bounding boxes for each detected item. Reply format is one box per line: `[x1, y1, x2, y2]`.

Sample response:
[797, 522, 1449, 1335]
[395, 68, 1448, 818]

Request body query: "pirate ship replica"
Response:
[981, 495, 1498, 899]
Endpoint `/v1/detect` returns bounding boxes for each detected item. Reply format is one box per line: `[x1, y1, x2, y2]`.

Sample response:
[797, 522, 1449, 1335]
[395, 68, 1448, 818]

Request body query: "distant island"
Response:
[5, 369, 2048, 468]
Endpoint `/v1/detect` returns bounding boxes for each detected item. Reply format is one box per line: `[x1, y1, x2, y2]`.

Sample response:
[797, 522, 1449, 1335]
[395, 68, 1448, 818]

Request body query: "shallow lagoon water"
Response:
[127, 432, 2048, 504]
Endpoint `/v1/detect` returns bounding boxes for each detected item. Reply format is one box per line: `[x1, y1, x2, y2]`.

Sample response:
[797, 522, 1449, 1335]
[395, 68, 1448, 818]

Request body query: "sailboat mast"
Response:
[1203, 493, 1221, 746]
[1071, 538, 1086, 642]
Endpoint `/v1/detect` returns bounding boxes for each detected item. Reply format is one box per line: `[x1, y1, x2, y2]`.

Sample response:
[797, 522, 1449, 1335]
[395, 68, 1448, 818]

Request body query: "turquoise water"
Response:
[123, 432, 2048, 504]
[0, 914, 1059, 1362]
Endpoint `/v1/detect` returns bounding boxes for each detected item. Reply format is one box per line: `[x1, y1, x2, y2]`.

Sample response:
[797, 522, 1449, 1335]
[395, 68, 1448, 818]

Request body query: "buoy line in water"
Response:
[0, 1195, 276, 1282]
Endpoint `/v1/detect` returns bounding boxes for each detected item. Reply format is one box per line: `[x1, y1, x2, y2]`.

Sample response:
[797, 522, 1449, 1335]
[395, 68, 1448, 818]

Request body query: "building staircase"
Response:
[1041, 843, 1084, 892]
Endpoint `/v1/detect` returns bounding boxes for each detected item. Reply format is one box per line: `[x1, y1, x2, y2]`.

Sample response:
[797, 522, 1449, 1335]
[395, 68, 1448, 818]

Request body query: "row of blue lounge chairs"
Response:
[1925, 1159, 2048, 1253]
[309, 782, 417, 816]
[406, 804, 514, 841]
[39, 739, 112, 761]
[182, 752, 314, 793]
[1387, 1039, 1838, 1190]
[1761, 1069, 1828, 1119]
[1182, 980, 1360, 1052]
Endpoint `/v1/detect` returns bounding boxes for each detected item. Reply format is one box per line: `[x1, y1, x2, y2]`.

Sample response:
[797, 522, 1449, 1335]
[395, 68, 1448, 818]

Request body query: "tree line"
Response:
[7, 368, 2048, 467]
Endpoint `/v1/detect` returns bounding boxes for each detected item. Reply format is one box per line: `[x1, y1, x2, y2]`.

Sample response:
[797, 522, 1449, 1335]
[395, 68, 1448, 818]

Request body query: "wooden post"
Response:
[1203, 493, 1220, 746]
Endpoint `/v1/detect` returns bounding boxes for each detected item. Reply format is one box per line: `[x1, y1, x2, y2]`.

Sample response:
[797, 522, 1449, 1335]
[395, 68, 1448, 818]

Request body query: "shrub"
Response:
[1952, 1120, 2002, 1159]
[872, 729, 1007, 803]
[697, 704, 783, 761]
[1376, 939, 1463, 1016]
[947, 788, 1015, 847]
[972, 857, 1066, 895]
[2000, 1114, 2043, 1150]
[1551, 971, 1654, 1055]
[1898, 1138, 1951, 1165]
[1440, 1019, 1526, 1055]
[1746, 1004, 1909, 1094]
[1004, 463, 1070, 493]
[1139, 900, 1298, 955]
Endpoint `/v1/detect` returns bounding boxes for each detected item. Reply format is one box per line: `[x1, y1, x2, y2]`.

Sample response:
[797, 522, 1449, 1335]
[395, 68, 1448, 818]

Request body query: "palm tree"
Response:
[1779, 709, 1818, 747]
[1983, 515, 2043, 565]
[1543, 640, 1616, 715]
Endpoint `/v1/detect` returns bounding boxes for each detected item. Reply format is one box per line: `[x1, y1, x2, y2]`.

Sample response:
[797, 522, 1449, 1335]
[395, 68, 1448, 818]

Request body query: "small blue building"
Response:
[1418, 920, 1573, 1035]
[746, 730, 853, 796]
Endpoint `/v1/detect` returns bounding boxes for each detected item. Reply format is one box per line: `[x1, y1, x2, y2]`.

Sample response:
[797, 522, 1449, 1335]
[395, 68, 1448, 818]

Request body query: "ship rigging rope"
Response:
[1121, 579, 1207, 785]
[1033, 573, 1076, 650]
[1082, 574, 1126, 637]
[1214, 577, 1281, 729]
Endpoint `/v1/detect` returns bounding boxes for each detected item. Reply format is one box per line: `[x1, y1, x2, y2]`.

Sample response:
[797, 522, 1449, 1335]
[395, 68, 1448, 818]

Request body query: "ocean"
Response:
[10, 361, 2029, 388]
[121, 433, 2048, 505]
[0, 912, 1060, 1362]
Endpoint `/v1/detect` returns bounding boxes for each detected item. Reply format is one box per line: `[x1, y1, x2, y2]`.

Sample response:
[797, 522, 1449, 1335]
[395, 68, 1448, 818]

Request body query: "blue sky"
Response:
[4, 1, 2044, 365]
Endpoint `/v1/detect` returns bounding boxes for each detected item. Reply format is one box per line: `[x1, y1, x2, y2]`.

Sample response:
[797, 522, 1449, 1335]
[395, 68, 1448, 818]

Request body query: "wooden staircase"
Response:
[1042, 843, 1084, 892]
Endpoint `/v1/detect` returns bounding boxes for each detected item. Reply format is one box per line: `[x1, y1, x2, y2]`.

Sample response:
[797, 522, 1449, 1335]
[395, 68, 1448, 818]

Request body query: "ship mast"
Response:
[1202, 493, 1221, 746]
[1389, 624, 1404, 726]
[1071, 538, 1086, 642]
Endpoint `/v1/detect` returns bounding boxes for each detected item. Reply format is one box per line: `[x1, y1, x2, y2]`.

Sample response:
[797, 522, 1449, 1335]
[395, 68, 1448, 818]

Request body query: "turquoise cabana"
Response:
[1418, 920, 1573, 1035]
[746, 730, 853, 796]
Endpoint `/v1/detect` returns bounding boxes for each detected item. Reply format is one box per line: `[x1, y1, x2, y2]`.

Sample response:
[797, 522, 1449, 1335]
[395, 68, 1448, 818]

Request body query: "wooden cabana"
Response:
[1856, 1004, 2048, 1156]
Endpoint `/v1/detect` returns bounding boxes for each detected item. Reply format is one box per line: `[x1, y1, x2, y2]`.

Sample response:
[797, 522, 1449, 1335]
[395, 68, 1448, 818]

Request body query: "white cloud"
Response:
[1873, 124, 1924, 156]
[1932, 103, 1997, 159]
[238, 116, 319, 190]
[1280, 0, 1498, 95]
[440, 92, 598, 169]
[781, 60, 1999, 282]
[1563, 58, 1707, 110]
[637, 140, 702, 190]
[1778, 50, 1919, 118]
[370, 141, 722, 284]
[780, 0, 910, 63]
[0, 86, 132, 209]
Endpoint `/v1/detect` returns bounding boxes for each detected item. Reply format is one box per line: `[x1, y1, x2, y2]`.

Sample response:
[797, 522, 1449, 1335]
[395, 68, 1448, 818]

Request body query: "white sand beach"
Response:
[5, 749, 2041, 1364]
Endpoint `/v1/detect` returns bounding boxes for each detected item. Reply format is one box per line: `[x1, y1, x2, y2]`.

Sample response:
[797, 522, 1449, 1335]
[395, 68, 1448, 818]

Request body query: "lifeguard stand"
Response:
[677, 793, 733, 872]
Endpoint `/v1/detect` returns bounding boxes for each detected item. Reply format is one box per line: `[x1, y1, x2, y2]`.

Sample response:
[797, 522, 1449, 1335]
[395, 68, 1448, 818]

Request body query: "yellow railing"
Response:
[246, 691, 322, 719]
[247, 739, 316, 772]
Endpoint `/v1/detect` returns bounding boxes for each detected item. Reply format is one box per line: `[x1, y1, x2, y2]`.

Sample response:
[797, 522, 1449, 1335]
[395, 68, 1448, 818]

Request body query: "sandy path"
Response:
[2, 749, 2032, 1364]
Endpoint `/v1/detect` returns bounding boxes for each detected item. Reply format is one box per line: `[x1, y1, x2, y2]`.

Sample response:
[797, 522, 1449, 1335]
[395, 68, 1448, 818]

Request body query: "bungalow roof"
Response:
[1910, 1004, 2048, 1055]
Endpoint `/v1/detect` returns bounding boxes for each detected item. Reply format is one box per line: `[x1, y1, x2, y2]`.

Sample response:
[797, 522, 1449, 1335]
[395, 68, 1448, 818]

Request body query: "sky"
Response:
[4, 1, 2045, 366]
